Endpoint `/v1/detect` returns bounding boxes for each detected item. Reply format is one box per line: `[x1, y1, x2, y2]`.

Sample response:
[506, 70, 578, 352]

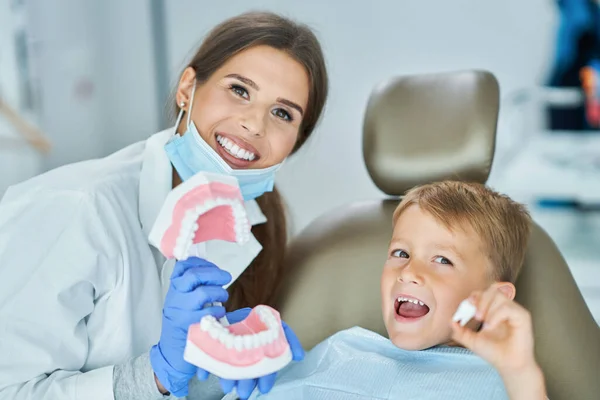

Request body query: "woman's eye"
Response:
[391, 250, 409, 258]
[230, 84, 249, 99]
[434, 256, 453, 266]
[272, 108, 292, 122]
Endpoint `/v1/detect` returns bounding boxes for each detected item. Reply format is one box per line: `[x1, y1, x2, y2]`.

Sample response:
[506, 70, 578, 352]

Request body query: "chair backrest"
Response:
[275, 70, 600, 400]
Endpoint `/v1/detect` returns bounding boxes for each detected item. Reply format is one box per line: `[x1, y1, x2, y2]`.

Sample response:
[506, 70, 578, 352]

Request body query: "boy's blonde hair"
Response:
[392, 181, 532, 283]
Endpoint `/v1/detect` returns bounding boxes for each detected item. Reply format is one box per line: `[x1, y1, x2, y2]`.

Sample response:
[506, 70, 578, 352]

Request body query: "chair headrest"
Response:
[362, 70, 500, 195]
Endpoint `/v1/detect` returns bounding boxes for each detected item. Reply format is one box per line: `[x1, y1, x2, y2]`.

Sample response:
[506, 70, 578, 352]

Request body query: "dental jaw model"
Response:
[149, 171, 293, 379]
[185, 305, 293, 380]
[149, 171, 251, 260]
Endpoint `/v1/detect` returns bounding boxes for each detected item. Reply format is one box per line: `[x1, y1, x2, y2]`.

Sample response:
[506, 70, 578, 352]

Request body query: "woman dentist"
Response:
[0, 11, 328, 400]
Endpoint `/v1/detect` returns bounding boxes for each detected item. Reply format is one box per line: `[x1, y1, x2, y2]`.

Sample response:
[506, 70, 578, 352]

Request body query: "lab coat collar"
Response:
[138, 128, 267, 243]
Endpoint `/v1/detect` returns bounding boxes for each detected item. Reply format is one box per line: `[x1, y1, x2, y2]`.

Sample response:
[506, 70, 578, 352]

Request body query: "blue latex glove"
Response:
[150, 257, 232, 397]
[196, 307, 305, 399]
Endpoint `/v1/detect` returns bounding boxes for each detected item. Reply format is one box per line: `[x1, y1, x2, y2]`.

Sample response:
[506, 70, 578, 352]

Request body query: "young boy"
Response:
[250, 181, 547, 399]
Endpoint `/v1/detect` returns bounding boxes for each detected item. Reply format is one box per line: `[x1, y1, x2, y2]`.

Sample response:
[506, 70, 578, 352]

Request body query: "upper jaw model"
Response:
[149, 171, 251, 260]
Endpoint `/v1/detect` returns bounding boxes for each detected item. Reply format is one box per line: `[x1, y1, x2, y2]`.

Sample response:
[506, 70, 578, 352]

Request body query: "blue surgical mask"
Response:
[164, 81, 282, 201]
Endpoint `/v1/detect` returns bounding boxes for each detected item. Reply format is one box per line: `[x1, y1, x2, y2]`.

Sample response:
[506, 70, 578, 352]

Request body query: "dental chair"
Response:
[275, 70, 600, 400]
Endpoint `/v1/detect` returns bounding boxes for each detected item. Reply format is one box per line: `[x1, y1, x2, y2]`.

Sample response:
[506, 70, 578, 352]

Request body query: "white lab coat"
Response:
[0, 129, 266, 399]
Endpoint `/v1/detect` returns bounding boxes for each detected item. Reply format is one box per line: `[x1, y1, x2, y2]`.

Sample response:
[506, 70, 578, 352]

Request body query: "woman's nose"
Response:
[240, 110, 265, 137]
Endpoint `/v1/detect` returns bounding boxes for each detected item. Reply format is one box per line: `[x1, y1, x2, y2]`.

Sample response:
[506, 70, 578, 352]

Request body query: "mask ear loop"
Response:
[183, 79, 230, 325]
[186, 80, 197, 128]
[172, 107, 184, 137]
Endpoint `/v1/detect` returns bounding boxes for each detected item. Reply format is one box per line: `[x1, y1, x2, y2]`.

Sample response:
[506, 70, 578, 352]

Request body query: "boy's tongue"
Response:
[398, 301, 429, 318]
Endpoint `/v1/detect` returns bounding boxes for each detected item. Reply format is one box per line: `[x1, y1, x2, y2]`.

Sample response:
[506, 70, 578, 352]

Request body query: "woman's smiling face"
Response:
[176, 45, 310, 170]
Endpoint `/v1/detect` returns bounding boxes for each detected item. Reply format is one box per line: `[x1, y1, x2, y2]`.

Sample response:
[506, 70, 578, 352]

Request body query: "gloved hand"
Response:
[196, 307, 306, 399]
[150, 257, 232, 397]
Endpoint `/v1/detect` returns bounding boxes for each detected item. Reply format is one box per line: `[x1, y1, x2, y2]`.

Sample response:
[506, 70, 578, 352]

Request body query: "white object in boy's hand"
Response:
[452, 299, 477, 327]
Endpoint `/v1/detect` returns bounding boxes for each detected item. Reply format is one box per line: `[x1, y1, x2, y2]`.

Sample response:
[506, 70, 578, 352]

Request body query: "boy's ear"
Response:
[492, 281, 516, 300]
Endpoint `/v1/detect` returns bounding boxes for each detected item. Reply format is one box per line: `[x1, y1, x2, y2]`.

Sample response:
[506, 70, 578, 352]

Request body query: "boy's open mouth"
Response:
[395, 296, 430, 319]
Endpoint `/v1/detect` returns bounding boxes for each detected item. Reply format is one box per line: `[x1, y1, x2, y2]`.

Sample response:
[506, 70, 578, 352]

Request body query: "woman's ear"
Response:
[175, 67, 197, 111]
[492, 281, 516, 300]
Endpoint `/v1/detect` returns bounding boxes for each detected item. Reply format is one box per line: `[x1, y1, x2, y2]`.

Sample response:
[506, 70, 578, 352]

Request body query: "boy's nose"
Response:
[397, 262, 424, 285]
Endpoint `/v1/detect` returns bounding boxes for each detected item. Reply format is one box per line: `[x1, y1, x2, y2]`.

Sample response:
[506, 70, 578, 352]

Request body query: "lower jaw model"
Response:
[184, 305, 293, 379]
[149, 171, 293, 379]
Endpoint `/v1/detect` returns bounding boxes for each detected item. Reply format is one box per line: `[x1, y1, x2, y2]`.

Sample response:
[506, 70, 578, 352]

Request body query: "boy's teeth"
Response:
[216, 135, 256, 161]
[397, 297, 425, 306]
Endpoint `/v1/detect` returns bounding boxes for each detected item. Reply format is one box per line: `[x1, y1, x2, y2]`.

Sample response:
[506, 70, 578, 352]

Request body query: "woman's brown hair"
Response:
[173, 11, 328, 310]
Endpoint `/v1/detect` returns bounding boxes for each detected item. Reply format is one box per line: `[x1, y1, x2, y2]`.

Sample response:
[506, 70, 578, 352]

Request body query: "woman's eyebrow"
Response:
[225, 73, 259, 90]
[277, 98, 304, 116]
[225, 73, 304, 116]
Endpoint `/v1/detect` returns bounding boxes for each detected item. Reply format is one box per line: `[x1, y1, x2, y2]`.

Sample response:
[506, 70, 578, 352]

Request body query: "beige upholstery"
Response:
[275, 70, 600, 400]
[363, 70, 498, 194]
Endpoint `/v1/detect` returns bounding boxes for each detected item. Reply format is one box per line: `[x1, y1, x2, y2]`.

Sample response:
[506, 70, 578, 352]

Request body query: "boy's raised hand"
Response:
[450, 286, 547, 400]
[451, 286, 534, 372]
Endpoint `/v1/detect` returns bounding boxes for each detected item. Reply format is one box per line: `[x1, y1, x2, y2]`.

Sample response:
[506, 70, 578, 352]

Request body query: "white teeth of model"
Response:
[203, 323, 280, 350]
[175, 237, 187, 252]
[185, 209, 196, 220]
[256, 334, 266, 347]
[173, 247, 182, 260]
[236, 148, 246, 158]
[180, 211, 196, 237]
[267, 330, 277, 341]
[181, 220, 195, 236]
[256, 331, 267, 345]
[204, 199, 216, 209]
[200, 317, 213, 331]
[234, 336, 243, 351]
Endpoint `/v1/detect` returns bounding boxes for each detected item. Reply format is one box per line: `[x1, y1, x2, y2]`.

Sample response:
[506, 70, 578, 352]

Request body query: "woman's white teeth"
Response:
[216, 135, 256, 161]
[397, 297, 425, 306]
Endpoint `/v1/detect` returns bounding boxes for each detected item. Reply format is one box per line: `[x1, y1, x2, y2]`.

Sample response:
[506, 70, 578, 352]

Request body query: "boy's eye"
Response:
[391, 250, 409, 258]
[434, 256, 453, 266]
[272, 108, 292, 122]
[230, 84, 249, 99]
